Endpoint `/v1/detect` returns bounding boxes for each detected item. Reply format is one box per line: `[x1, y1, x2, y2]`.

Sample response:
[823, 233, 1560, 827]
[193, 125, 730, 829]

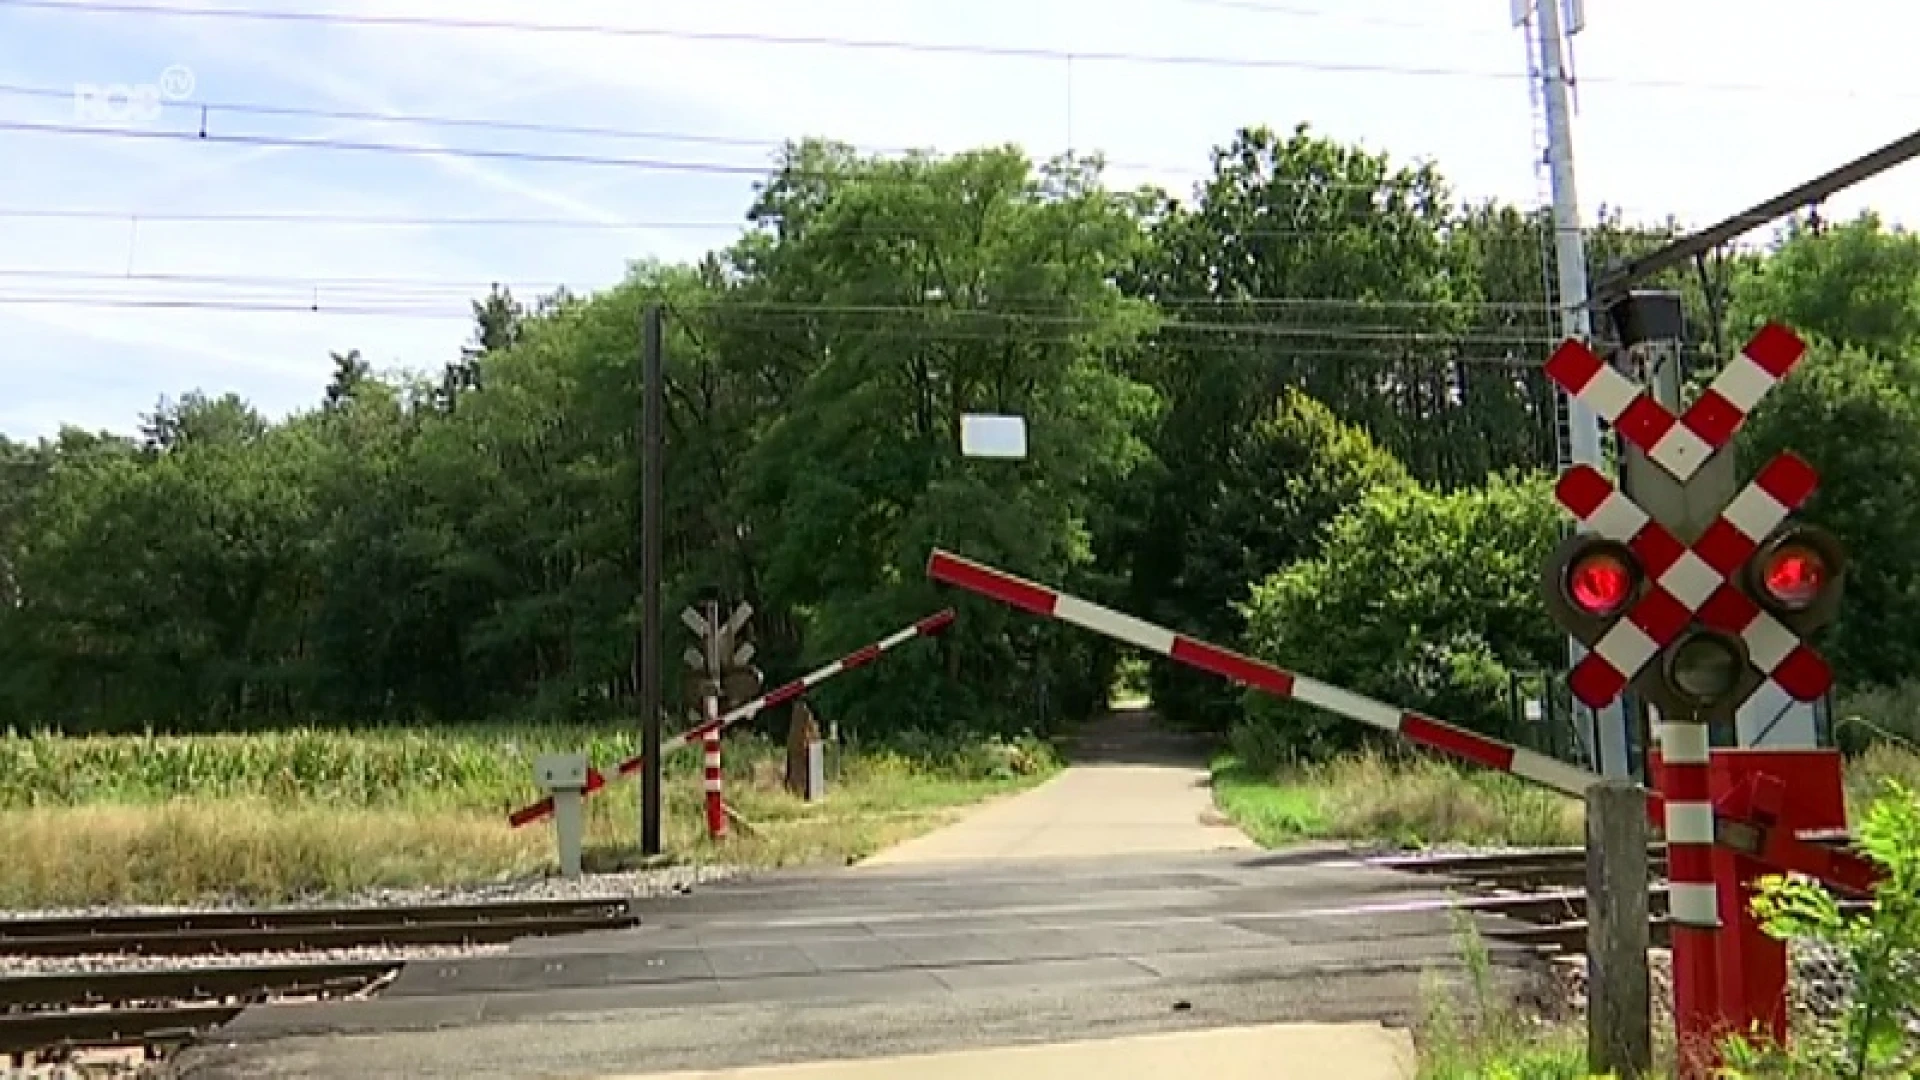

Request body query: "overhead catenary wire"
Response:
[0, 292, 1558, 344]
[0, 0, 1903, 100]
[0, 268, 1565, 314]
[0, 82, 1211, 179]
[0, 206, 1655, 240]
[0, 119, 1501, 202]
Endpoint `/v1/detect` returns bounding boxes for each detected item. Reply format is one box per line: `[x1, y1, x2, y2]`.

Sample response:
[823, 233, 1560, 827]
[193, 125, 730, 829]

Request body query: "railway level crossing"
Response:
[926, 322, 1882, 1079]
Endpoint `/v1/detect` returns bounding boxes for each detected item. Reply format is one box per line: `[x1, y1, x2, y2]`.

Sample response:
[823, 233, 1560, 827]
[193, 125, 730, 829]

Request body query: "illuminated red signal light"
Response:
[1568, 548, 1635, 617]
[1761, 544, 1827, 611]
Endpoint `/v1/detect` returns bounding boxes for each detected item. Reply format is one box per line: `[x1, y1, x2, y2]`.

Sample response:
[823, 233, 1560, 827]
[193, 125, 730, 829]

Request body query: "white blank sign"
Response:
[960, 413, 1028, 459]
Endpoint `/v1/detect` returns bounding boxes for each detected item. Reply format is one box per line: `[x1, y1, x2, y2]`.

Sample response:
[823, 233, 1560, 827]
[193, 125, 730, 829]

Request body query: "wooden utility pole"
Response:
[640, 302, 664, 856]
[1585, 780, 1652, 1078]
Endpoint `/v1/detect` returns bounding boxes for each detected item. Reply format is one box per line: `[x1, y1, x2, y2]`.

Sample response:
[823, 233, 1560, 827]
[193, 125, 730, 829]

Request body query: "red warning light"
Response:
[1762, 544, 1826, 610]
[1569, 550, 1634, 616]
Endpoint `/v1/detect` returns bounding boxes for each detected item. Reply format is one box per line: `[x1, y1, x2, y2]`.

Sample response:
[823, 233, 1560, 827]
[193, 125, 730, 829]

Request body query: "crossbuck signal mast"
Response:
[1511, 0, 1634, 780]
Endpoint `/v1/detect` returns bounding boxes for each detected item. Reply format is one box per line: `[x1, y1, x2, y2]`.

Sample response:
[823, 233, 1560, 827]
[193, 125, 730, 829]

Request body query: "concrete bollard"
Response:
[533, 753, 589, 880]
[805, 739, 826, 802]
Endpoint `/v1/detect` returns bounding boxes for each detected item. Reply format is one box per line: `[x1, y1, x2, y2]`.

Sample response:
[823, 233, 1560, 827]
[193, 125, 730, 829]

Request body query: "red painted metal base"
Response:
[1650, 747, 1848, 1070]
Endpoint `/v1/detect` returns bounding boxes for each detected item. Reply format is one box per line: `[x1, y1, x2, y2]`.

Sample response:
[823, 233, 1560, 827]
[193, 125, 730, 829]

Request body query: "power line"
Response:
[0, 82, 1206, 178]
[2, 0, 1897, 98]
[0, 268, 1562, 312]
[0, 290, 1558, 348]
[0, 206, 1620, 237]
[0, 120, 1485, 200]
[0, 120, 812, 176]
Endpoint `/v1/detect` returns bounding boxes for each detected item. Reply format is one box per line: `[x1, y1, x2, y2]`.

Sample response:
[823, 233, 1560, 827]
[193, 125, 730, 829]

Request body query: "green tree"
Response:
[1731, 214, 1920, 358]
[720, 141, 1159, 735]
[1237, 471, 1561, 756]
[1739, 340, 1920, 691]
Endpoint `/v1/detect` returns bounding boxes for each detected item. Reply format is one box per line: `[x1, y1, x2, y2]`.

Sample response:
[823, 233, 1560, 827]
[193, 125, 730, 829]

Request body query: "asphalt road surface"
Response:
[170, 714, 1546, 1078]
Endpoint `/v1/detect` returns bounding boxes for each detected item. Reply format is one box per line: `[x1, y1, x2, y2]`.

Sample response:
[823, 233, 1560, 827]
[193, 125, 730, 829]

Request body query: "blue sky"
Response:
[0, 0, 1914, 441]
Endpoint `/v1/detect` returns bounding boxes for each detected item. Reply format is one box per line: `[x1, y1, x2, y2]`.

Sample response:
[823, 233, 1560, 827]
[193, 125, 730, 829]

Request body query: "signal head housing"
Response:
[1541, 532, 1645, 645]
[1745, 524, 1845, 634]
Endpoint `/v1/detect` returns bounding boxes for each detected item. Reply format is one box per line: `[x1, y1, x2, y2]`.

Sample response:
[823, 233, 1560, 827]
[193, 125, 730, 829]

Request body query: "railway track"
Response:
[0, 896, 639, 1062]
[1370, 840, 1863, 954]
[1368, 845, 1672, 953]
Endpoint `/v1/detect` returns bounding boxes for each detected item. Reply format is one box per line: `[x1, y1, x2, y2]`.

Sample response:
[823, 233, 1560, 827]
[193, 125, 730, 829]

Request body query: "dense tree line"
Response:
[3, 123, 1916, 752]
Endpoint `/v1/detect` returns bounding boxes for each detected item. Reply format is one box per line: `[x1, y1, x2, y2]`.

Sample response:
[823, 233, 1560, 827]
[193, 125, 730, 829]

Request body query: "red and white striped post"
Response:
[1653, 717, 1723, 1069]
[702, 694, 727, 840]
[507, 609, 957, 828]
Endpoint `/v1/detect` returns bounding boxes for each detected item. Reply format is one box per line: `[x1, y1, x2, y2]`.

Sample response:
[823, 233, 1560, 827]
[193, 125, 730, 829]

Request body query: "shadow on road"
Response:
[1061, 706, 1224, 768]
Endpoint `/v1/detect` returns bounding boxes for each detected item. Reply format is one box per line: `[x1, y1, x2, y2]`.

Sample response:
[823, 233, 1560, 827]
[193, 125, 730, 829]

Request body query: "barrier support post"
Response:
[1707, 750, 1849, 1051]
[534, 753, 589, 879]
[703, 694, 726, 840]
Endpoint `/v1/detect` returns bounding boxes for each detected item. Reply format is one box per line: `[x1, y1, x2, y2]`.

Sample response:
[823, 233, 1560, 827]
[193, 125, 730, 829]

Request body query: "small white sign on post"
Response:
[960, 413, 1027, 459]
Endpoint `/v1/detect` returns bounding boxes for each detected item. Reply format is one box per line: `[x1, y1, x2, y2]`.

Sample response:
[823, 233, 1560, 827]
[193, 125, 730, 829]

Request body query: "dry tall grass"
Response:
[0, 726, 1058, 907]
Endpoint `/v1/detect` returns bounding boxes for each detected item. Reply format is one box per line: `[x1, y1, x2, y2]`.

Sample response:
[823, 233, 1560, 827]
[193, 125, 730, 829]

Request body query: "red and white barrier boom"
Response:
[507, 609, 956, 828]
[926, 550, 1602, 796]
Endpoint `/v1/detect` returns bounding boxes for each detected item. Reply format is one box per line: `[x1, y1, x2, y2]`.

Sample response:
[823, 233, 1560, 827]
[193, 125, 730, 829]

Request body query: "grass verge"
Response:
[1415, 917, 1589, 1079]
[0, 725, 1060, 907]
[1212, 749, 1584, 849]
[1213, 742, 1920, 852]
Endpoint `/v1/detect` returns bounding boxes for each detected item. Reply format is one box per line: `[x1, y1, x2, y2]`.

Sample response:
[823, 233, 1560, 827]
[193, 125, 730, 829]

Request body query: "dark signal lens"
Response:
[1762, 545, 1826, 610]
[1666, 631, 1744, 705]
[1569, 550, 1634, 616]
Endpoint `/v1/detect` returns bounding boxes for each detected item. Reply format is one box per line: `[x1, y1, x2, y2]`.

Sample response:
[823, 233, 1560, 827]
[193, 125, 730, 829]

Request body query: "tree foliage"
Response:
[0, 130, 1913, 757]
[1237, 472, 1562, 757]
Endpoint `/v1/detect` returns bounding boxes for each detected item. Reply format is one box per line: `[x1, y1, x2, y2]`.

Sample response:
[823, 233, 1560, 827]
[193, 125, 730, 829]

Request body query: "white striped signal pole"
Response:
[508, 609, 956, 828]
[1511, 0, 1628, 778]
[926, 549, 1602, 798]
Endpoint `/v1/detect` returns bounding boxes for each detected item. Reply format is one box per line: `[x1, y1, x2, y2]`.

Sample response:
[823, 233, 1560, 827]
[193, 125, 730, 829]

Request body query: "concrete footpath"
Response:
[860, 708, 1257, 865]
[615, 1022, 1416, 1079]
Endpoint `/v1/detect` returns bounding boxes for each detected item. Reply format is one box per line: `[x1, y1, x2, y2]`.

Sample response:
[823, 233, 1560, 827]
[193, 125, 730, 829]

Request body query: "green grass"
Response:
[1415, 910, 1596, 1080]
[1212, 749, 1585, 850]
[1213, 742, 1920, 853]
[0, 725, 1061, 907]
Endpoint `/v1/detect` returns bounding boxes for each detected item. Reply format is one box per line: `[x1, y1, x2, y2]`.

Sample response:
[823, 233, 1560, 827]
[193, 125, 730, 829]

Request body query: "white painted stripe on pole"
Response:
[878, 625, 920, 650]
[1720, 484, 1788, 541]
[1055, 594, 1178, 656]
[1711, 353, 1778, 413]
[1665, 802, 1717, 846]
[1581, 367, 1642, 420]
[1744, 615, 1799, 671]
[1291, 678, 1402, 734]
[1509, 748, 1599, 795]
[1660, 551, 1724, 610]
[1594, 619, 1660, 676]
[807, 661, 846, 687]
[1586, 493, 1650, 543]
[1668, 881, 1721, 927]
[1658, 720, 1711, 764]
